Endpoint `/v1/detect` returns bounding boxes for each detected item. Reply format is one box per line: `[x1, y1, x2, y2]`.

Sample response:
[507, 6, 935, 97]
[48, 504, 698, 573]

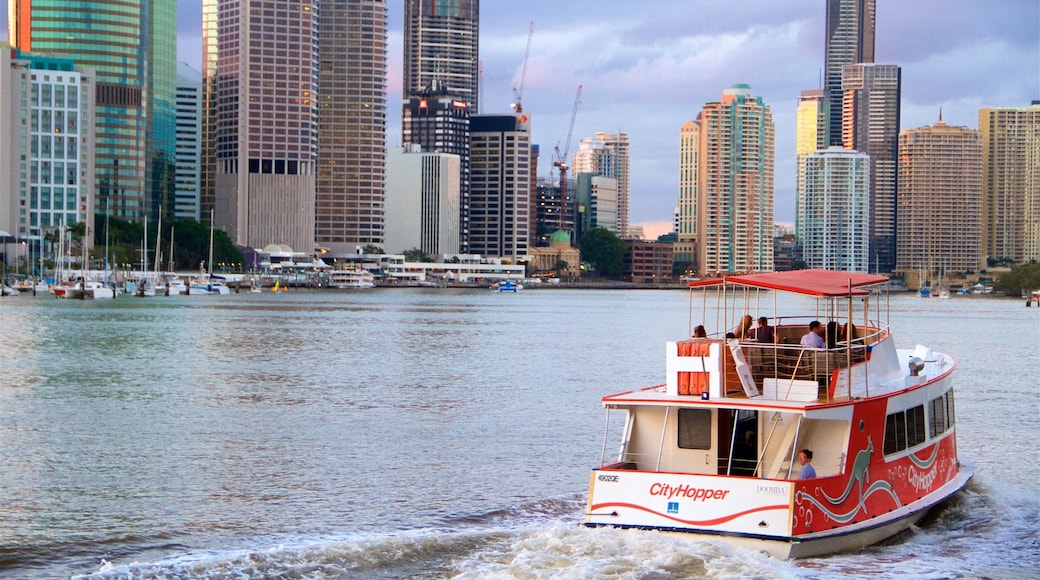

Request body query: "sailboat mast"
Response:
[207, 209, 214, 278]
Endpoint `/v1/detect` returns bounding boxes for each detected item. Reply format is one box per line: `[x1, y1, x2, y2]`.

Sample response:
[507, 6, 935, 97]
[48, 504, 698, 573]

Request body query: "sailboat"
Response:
[134, 216, 155, 297]
[190, 210, 229, 295]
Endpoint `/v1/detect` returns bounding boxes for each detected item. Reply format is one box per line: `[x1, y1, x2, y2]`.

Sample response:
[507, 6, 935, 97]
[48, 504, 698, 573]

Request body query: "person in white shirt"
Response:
[800, 320, 826, 349]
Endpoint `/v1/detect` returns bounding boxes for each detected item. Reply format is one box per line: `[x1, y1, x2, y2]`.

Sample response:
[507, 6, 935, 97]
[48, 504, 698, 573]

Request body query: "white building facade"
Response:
[385, 145, 461, 255]
[801, 147, 871, 272]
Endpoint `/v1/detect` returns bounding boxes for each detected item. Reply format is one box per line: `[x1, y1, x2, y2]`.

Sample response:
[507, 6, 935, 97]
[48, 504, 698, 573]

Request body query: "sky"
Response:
[6, 1, 1038, 238]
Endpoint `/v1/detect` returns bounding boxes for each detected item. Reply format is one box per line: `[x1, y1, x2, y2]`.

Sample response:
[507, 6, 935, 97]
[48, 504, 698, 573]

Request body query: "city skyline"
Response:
[4, 1, 1037, 239]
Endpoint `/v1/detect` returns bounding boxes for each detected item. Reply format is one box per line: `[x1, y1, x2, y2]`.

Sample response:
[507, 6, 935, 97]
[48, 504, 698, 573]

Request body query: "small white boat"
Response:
[82, 280, 114, 299]
[2, 285, 19, 296]
[585, 270, 972, 558]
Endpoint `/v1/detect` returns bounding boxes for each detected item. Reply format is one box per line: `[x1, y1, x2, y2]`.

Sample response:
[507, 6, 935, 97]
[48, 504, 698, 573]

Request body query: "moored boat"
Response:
[330, 268, 375, 289]
[584, 270, 972, 558]
[494, 279, 522, 292]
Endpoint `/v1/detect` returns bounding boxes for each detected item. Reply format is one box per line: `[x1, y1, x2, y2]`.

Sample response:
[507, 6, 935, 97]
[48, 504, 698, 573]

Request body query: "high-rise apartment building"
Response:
[1, 49, 95, 251]
[795, 89, 829, 244]
[572, 132, 630, 238]
[315, 0, 388, 255]
[402, 1, 478, 254]
[842, 63, 900, 273]
[896, 119, 983, 281]
[675, 120, 700, 271]
[801, 147, 871, 272]
[174, 62, 202, 221]
[212, 0, 319, 252]
[682, 85, 775, 276]
[385, 145, 460, 255]
[9, 0, 178, 223]
[978, 104, 1040, 265]
[468, 114, 531, 259]
[403, 0, 479, 110]
[824, 0, 875, 147]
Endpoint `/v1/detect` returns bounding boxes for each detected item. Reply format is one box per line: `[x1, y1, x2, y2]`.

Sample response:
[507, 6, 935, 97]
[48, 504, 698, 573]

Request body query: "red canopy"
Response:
[688, 270, 888, 297]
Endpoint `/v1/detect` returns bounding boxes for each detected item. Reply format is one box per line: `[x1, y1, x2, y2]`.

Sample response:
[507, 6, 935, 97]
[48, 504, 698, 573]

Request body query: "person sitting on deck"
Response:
[798, 449, 817, 479]
[800, 321, 826, 349]
[751, 317, 774, 343]
[692, 325, 708, 338]
[733, 315, 754, 340]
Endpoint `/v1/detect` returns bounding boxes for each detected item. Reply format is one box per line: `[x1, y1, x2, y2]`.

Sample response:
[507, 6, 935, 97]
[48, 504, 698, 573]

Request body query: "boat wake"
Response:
[70, 482, 1035, 579]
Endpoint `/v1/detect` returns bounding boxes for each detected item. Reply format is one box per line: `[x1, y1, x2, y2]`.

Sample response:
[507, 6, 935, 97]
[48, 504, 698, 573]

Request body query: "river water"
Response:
[0, 288, 1037, 579]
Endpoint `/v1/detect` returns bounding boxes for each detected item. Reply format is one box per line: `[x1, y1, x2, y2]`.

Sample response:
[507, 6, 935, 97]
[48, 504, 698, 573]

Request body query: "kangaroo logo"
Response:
[822, 436, 874, 513]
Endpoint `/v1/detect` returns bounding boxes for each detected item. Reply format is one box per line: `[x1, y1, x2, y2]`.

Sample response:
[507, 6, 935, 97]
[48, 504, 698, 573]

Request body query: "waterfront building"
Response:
[200, 0, 218, 223]
[528, 229, 581, 278]
[402, 93, 471, 251]
[385, 145, 461, 256]
[978, 104, 1040, 265]
[896, 118, 983, 283]
[574, 173, 618, 244]
[675, 120, 699, 272]
[175, 62, 202, 221]
[0, 48, 96, 253]
[842, 63, 901, 273]
[800, 147, 871, 272]
[315, 0, 388, 255]
[824, 0, 875, 147]
[9, 0, 177, 223]
[795, 89, 829, 244]
[468, 114, 532, 259]
[211, 0, 319, 252]
[683, 84, 775, 276]
[622, 239, 674, 283]
[572, 132, 630, 238]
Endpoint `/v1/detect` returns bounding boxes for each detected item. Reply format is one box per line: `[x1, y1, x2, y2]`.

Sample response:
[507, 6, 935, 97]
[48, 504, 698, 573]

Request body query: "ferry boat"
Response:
[584, 270, 972, 558]
[330, 268, 375, 289]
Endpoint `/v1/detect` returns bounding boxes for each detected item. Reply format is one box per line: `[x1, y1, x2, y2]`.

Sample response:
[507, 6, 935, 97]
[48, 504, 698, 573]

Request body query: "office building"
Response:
[800, 147, 871, 272]
[402, 93, 471, 251]
[385, 145, 461, 255]
[978, 104, 1040, 265]
[211, 0, 319, 251]
[9, 0, 177, 223]
[535, 176, 575, 246]
[403, 0, 479, 111]
[174, 62, 202, 221]
[824, 0, 875, 147]
[683, 84, 775, 276]
[842, 63, 900, 272]
[572, 132, 630, 238]
[468, 114, 532, 259]
[574, 173, 618, 242]
[795, 89, 829, 244]
[1, 48, 95, 251]
[896, 118, 983, 281]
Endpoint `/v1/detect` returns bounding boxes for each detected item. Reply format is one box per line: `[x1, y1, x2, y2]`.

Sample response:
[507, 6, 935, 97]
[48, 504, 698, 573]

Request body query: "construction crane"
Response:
[511, 22, 534, 114]
[553, 84, 583, 230]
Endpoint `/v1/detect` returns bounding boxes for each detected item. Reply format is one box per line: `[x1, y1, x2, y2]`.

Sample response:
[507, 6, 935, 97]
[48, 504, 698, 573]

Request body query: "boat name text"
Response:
[756, 484, 787, 495]
[908, 466, 938, 492]
[649, 483, 731, 501]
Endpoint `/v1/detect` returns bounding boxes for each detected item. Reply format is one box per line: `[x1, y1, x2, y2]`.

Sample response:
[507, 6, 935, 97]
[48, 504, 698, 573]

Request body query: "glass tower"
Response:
[9, 0, 178, 223]
[824, 0, 875, 147]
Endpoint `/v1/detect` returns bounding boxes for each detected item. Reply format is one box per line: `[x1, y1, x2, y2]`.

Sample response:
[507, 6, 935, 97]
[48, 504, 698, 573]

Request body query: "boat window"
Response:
[884, 404, 928, 456]
[884, 412, 907, 455]
[677, 408, 712, 450]
[929, 391, 956, 438]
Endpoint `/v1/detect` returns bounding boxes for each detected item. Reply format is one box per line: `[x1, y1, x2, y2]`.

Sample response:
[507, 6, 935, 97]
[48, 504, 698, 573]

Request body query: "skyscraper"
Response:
[402, 1, 478, 253]
[842, 63, 900, 272]
[978, 104, 1040, 265]
[315, 0, 388, 254]
[175, 62, 202, 221]
[896, 119, 983, 281]
[468, 114, 531, 259]
[9, 0, 178, 223]
[801, 147, 871, 272]
[572, 132, 630, 238]
[795, 89, 828, 244]
[403, 0, 479, 110]
[684, 84, 775, 276]
[385, 145, 460, 255]
[824, 0, 875, 147]
[212, 0, 320, 252]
